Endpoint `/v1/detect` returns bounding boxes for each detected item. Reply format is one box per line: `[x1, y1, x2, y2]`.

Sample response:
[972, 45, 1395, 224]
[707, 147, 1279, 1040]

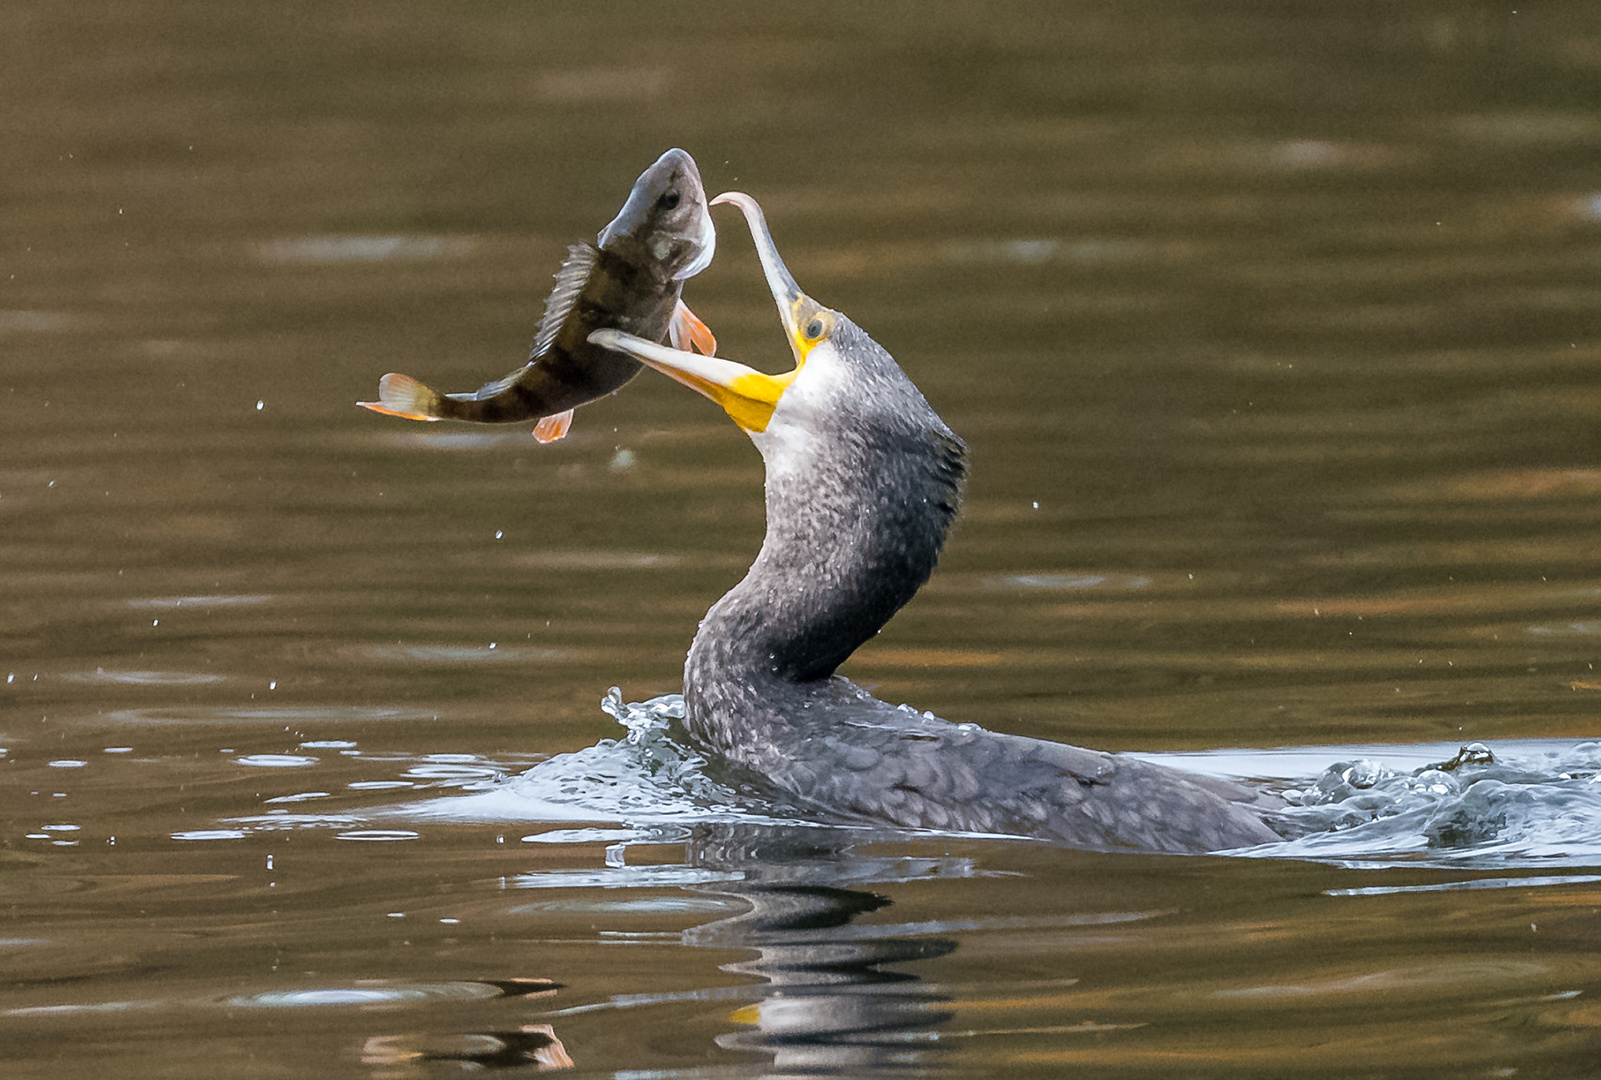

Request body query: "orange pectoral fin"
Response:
[668, 300, 717, 356]
[532, 409, 574, 443]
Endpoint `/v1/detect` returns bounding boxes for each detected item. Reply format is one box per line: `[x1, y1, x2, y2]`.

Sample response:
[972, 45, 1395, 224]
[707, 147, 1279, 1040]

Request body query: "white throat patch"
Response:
[751, 340, 843, 476]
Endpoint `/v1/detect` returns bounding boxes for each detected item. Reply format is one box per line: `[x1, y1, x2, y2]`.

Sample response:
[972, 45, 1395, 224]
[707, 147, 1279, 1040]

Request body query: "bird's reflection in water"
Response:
[680, 824, 959, 1074]
[360, 981, 573, 1076]
[358, 826, 959, 1076]
[362, 1024, 573, 1074]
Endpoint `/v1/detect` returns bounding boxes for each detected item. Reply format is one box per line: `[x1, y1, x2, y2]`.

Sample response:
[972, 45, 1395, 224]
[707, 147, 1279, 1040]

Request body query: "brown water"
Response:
[5, 2, 1601, 1076]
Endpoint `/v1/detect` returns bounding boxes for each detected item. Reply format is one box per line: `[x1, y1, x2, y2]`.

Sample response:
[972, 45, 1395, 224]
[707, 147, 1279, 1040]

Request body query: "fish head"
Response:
[596, 148, 716, 281]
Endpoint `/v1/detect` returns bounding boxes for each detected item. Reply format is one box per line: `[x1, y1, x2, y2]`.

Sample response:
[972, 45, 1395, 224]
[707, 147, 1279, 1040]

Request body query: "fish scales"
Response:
[436, 242, 683, 423]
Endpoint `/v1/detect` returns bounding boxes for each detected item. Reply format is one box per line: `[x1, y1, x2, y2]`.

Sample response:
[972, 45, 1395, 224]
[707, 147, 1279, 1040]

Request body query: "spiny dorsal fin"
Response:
[530, 243, 598, 360]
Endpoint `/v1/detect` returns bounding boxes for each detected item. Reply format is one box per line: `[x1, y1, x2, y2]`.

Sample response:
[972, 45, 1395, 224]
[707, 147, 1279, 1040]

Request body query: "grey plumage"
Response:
[679, 319, 1282, 854]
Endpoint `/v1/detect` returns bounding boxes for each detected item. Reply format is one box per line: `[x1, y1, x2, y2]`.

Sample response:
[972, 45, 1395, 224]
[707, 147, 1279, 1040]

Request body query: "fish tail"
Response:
[357, 373, 446, 421]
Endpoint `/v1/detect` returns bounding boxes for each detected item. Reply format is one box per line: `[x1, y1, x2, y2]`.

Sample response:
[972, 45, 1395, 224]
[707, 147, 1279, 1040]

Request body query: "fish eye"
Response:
[657, 190, 682, 211]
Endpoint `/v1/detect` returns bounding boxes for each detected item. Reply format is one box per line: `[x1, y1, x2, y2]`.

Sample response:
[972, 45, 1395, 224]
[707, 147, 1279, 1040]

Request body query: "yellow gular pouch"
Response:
[718, 368, 796, 435]
[649, 305, 838, 436]
[727, 305, 836, 433]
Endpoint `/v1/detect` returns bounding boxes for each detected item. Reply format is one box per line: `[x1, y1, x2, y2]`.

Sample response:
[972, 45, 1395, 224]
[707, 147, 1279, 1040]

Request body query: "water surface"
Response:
[4, 1, 1601, 1075]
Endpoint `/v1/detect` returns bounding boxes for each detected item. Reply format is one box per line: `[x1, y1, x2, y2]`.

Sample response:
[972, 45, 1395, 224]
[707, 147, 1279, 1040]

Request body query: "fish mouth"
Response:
[661, 149, 716, 280]
[674, 198, 717, 281]
[588, 192, 832, 435]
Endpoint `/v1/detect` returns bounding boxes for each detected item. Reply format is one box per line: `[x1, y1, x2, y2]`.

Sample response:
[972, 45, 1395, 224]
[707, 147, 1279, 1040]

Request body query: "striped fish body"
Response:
[431, 241, 686, 423]
[361, 148, 717, 440]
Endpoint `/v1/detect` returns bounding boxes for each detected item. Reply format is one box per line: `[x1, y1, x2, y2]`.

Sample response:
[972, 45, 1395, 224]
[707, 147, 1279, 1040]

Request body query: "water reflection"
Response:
[7, 0, 1601, 1073]
[362, 1025, 573, 1074]
[352, 827, 963, 1076]
[355, 980, 572, 1075]
[680, 826, 958, 1074]
[249, 980, 574, 1075]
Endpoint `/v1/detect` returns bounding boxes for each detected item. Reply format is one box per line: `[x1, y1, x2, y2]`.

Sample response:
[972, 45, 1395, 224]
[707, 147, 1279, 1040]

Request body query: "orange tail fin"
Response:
[357, 373, 444, 421]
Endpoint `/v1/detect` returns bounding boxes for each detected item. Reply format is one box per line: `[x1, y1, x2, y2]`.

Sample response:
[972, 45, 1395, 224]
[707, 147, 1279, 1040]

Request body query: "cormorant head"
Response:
[587, 190, 903, 445]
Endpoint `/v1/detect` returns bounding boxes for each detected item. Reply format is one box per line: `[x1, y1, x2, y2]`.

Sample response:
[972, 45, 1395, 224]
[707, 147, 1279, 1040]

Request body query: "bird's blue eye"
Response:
[805, 318, 824, 339]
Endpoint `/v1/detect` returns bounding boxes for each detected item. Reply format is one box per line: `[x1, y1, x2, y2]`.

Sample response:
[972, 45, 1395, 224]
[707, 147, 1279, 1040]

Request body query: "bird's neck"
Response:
[683, 419, 965, 748]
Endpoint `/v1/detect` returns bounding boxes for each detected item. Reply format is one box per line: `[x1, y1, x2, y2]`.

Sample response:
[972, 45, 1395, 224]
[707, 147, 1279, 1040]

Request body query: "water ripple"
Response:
[236, 754, 317, 768]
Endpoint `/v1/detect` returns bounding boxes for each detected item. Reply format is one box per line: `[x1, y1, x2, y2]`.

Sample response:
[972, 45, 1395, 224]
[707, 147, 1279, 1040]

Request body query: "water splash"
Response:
[365, 693, 1601, 868]
[405, 689, 800, 829]
[1238, 740, 1601, 867]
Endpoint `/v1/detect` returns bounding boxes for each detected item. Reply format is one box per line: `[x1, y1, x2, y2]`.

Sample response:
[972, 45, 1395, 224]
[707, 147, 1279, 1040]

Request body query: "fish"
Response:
[358, 147, 718, 443]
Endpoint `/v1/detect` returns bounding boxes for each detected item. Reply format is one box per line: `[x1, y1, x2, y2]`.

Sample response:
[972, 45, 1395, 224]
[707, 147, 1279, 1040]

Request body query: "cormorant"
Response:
[590, 192, 1282, 854]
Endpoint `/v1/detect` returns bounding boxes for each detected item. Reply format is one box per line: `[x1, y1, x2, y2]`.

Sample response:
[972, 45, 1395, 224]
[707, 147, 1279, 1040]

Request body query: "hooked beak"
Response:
[588, 191, 822, 435]
[709, 191, 811, 361]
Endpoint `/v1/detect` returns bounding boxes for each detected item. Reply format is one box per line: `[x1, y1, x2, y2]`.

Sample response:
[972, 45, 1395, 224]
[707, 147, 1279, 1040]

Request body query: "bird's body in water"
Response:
[592, 193, 1284, 854]
[359, 147, 717, 443]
